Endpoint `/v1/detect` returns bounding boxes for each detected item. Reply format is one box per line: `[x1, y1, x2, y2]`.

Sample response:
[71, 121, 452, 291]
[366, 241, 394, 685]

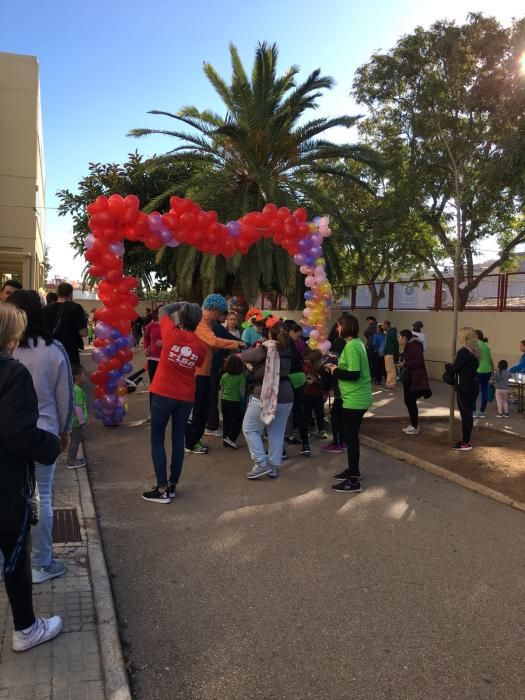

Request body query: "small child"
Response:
[303, 349, 328, 439]
[220, 354, 245, 449]
[494, 360, 512, 418]
[68, 364, 88, 468]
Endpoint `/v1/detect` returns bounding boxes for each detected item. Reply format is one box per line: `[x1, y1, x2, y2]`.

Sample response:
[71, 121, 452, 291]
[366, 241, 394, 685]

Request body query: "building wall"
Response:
[0, 52, 45, 289]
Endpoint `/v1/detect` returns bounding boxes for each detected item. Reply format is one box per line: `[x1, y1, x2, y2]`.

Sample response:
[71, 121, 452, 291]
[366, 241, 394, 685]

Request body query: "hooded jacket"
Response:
[0, 352, 60, 505]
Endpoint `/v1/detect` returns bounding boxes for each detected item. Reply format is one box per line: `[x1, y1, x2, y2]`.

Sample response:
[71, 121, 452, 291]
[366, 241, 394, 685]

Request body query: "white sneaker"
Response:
[12, 615, 63, 652]
[204, 429, 221, 437]
[402, 426, 420, 435]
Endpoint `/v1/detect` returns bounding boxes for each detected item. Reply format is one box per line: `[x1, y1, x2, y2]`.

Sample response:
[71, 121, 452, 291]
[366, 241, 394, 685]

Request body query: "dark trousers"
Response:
[292, 385, 310, 445]
[185, 376, 211, 449]
[477, 372, 492, 412]
[207, 368, 221, 431]
[403, 386, 419, 429]
[68, 425, 86, 463]
[342, 408, 367, 479]
[0, 501, 35, 631]
[331, 398, 344, 446]
[148, 360, 159, 383]
[303, 394, 325, 432]
[373, 354, 386, 383]
[457, 390, 477, 443]
[221, 399, 243, 442]
[151, 393, 193, 486]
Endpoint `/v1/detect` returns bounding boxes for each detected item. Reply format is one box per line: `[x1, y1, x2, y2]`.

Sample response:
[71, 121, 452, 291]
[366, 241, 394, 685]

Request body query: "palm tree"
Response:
[129, 42, 382, 303]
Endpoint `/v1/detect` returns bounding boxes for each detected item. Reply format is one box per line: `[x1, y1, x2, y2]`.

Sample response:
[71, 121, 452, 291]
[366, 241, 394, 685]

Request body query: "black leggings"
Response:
[331, 398, 344, 446]
[292, 385, 310, 445]
[186, 376, 211, 449]
[457, 390, 477, 443]
[342, 408, 367, 479]
[303, 394, 325, 432]
[403, 386, 419, 429]
[0, 506, 35, 631]
[221, 399, 243, 442]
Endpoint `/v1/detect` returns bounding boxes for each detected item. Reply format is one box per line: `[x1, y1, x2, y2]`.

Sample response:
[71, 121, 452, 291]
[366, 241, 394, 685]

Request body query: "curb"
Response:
[77, 467, 132, 700]
[361, 434, 525, 514]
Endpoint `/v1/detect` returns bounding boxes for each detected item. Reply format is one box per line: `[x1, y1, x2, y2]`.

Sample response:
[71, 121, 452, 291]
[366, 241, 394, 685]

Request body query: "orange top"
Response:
[195, 311, 240, 376]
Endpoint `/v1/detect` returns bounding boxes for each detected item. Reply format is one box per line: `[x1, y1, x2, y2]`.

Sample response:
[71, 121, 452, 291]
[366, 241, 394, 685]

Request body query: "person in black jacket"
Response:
[445, 327, 480, 451]
[0, 303, 63, 652]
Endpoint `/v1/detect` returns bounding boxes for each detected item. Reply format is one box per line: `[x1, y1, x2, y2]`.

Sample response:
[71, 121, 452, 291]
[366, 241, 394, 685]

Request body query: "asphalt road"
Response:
[87, 383, 525, 700]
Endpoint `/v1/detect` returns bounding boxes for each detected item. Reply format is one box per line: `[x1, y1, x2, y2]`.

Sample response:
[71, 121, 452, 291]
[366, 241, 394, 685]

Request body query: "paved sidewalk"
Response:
[0, 460, 129, 700]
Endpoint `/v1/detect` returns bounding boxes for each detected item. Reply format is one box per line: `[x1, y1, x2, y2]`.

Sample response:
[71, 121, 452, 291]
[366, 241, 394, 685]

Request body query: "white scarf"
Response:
[259, 339, 280, 425]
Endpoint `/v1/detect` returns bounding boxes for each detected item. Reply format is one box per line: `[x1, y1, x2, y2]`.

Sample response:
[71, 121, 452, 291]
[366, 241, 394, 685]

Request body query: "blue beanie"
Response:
[202, 294, 228, 313]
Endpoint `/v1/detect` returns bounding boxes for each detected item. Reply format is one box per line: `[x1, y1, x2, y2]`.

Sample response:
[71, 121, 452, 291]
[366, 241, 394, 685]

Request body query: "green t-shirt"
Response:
[72, 384, 87, 428]
[338, 338, 373, 410]
[477, 340, 492, 374]
[220, 373, 245, 402]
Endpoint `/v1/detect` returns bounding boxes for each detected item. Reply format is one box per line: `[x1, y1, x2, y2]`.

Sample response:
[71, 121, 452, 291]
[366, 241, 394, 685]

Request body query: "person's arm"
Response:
[53, 343, 74, 435]
[238, 345, 266, 365]
[332, 342, 361, 382]
[510, 358, 525, 373]
[74, 304, 88, 336]
[333, 368, 360, 381]
[447, 347, 469, 375]
[196, 322, 241, 351]
[158, 302, 184, 318]
[0, 364, 60, 465]
[404, 344, 424, 370]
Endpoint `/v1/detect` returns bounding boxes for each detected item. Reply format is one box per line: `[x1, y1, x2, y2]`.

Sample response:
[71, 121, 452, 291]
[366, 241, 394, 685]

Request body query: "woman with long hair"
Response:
[240, 319, 294, 479]
[445, 327, 480, 451]
[0, 303, 63, 651]
[9, 290, 73, 584]
[398, 329, 431, 435]
[326, 315, 372, 494]
[474, 329, 494, 418]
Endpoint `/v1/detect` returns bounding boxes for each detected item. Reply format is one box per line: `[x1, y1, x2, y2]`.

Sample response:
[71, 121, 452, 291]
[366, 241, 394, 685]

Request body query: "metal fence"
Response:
[332, 273, 525, 312]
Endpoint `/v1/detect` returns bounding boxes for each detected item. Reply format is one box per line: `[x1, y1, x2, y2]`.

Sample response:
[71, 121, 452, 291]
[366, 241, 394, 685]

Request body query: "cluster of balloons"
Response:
[84, 194, 333, 425]
[295, 216, 333, 352]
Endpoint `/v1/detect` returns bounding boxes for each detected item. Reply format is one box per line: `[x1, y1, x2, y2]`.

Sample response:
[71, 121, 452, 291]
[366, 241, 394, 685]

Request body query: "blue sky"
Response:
[0, 0, 522, 278]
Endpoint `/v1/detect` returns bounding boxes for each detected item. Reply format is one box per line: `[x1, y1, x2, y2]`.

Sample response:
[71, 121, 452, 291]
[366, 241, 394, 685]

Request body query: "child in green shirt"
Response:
[220, 354, 245, 449]
[68, 365, 88, 469]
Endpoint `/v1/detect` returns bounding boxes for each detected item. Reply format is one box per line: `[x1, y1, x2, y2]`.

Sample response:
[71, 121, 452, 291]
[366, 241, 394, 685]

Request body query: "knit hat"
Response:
[202, 294, 228, 313]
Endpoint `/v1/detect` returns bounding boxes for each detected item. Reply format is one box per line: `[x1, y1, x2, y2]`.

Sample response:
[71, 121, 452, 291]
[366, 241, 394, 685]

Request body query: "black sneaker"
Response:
[453, 441, 472, 451]
[300, 444, 311, 456]
[142, 487, 170, 504]
[332, 479, 362, 494]
[333, 469, 350, 481]
[168, 484, 176, 499]
[286, 436, 301, 445]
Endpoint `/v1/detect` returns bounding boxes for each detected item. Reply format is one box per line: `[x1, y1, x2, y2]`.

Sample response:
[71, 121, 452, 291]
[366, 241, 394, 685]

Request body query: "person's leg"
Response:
[403, 386, 419, 429]
[147, 360, 158, 383]
[313, 396, 325, 432]
[0, 509, 35, 631]
[230, 402, 244, 442]
[302, 394, 314, 431]
[169, 400, 193, 487]
[502, 390, 509, 414]
[185, 376, 211, 449]
[150, 394, 172, 488]
[331, 398, 344, 445]
[221, 399, 232, 439]
[206, 369, 221, 431]
[32, 462, 56, 568]
[495, 389, 504, 414]
[242, 397, 267, 466]
[478, 373, 491, 413]
[457, 391, 474, 443]
[342, 408, 366, 479]
[385, 355, 396, 388]
[293, 386, 309, 446]
[267, 403, 293, 468]
[67, 428, 82, 463]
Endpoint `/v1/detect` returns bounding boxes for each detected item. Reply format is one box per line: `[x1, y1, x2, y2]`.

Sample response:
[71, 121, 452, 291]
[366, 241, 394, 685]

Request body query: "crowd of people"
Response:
[1, 274, 525, 654]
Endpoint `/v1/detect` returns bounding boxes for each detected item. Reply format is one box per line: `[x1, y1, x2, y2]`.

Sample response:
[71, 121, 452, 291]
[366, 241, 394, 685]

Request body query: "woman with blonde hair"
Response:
[0, 303, 63, 651]
[444, 327, 480, 451]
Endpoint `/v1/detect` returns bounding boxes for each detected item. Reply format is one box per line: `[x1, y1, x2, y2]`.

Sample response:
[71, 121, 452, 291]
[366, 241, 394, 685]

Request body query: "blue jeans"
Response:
[151, 394, 193, 487]
[32, 461, 56, 567]
[477, 372, 492, 412]
[242, 396, 293, 469]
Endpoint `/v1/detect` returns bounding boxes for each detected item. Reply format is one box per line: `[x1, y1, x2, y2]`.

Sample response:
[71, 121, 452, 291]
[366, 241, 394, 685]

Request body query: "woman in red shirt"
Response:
[142, 303, 207, 504]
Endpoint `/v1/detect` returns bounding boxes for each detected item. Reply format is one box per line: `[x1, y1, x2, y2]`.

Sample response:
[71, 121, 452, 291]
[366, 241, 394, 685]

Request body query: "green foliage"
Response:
[353, 13, 525, 307]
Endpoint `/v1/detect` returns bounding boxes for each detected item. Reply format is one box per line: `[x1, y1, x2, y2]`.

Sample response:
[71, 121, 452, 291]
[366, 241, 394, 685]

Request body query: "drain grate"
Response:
[53, 508, 82, 544]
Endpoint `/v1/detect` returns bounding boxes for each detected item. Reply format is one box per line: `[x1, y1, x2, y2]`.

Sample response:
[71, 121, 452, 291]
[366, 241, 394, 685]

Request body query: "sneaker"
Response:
[247, 464, 272, 480]
[281, 449, 288, 460]
[321, 443, 344, 454]
[32, 560, 67, 585]
[503, 413, 509, 418]
[402, 426, 420, 435]
[267, 468, 279, 479]
[496, 413, 503, 418]
[223, 437, 238, 449]
[333, 469, 350, 481]
[66, 458, 86, 469]
[332, 479, 362, 494]
[300, 444, 311, 456]
[191, 442, 208, 454]
[12, 616, 63, 652]
[142, 486, 170, 504]
[453, 441, 472, 451]
[168, 484, 176, 499]
[285, 435, 301, 445]
[478, 412, 486, 419]
[204, 429, 222, 437]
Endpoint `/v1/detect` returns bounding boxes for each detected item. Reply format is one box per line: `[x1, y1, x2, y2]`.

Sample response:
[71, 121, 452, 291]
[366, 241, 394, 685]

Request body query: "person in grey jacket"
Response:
[9, 291, 73, 584]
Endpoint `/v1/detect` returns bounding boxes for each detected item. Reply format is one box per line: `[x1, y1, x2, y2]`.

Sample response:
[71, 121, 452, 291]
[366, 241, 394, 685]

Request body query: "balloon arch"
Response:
[84, 194, 333, 425]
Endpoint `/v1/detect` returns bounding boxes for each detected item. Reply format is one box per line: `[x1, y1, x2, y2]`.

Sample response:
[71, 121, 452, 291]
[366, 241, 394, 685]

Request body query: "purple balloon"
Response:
[294, 253, 306, 266]
[108, 369, 121, 382]
[148, 213, 162, 232]
[107, 381, 117, 393]
[166, 238, 180, 248]
[109, 242, 125, 257]
[85, 233, 95, 250]
[94, 322, 112, 340]
[122, 362, 133, 374]
[102, 394, 118, 410]
[159, 228, 173, 244]
[304, 291, 313, 300]
[113, 406, 126, 422]
[298, 237, 310, 252]
[93, 399, 102, 411]
[125, 336, 135, 348]
[304, 255, 315, 266]
[91, 348, 108, 364]
[226, 221, 241, 237]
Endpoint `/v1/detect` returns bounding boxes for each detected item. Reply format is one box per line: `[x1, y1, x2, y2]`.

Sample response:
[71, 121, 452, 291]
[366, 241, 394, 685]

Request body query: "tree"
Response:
[56, 152, 195, 290]
[353, 13, 525, 311]
[129, 41, 382, 304]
